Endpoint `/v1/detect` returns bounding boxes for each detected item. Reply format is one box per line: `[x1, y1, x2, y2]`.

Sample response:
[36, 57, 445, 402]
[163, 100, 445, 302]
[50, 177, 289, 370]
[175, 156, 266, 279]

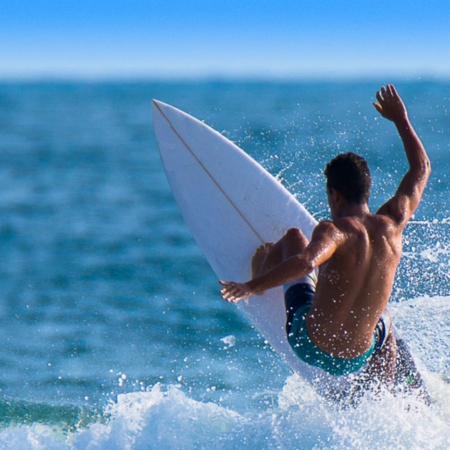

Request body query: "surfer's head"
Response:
[324, 152, 371, 204]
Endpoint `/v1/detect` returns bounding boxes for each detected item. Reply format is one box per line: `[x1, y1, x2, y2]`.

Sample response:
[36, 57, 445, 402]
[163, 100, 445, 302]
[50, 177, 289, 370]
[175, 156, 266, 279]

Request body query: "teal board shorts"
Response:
[284, 279, 390, 376]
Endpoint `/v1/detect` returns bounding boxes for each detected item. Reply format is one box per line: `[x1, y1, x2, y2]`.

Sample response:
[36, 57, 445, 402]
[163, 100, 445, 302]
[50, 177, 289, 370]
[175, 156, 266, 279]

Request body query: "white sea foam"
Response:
[220, 335, 237, 348]
[390, 295, 450, 374]
[1, 371, 449, 449]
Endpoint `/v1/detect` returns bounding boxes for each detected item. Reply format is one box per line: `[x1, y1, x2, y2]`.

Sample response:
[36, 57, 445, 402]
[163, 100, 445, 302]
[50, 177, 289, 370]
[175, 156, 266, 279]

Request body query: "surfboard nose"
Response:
[152, 99, 179, 120]
[152, 99, 171, 110]
[152, 99, 163, 111]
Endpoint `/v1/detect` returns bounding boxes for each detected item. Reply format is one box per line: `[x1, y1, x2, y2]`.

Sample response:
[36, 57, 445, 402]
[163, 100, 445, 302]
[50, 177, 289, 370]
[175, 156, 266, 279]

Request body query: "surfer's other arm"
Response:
[220, 223, 338, 303]
[373, 84, 431, 226]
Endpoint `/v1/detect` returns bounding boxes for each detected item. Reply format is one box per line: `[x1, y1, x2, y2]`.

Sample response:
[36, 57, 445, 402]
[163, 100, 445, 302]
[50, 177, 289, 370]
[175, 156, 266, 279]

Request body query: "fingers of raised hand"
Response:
[377, 85, 389, 102]
[378, 84, 397, 102]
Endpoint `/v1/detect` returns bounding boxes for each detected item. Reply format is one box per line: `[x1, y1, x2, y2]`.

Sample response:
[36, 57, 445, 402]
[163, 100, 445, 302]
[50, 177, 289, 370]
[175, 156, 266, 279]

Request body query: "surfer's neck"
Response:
[330, 202, 370, 220]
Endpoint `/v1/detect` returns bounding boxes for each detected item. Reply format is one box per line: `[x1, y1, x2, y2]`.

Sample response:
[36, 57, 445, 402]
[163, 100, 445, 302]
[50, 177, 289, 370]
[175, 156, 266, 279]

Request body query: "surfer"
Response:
[220, 85, 431, 385]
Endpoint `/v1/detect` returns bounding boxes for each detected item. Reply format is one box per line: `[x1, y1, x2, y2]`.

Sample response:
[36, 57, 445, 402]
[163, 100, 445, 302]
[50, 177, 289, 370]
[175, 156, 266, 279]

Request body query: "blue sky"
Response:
[1, 0, 450, 79]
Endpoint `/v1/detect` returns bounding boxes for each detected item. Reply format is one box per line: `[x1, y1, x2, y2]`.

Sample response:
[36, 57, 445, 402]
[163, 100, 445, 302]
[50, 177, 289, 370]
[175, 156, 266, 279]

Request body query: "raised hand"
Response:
[373, 84, 408, 123]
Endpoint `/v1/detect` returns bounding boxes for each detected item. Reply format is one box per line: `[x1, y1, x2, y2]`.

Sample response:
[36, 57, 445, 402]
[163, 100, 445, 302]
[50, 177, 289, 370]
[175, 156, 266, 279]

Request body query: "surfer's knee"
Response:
[285, 227, 305, 239]
[284, 228, 308, 249]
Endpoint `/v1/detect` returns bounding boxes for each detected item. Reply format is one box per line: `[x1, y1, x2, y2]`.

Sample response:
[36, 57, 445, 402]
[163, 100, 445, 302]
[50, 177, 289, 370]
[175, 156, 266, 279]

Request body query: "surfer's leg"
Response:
[251, 243, 275, 278]
[363, 318, 397, 389]
[252, 228, 309, 277]
[395, 338, 430, 404]
[270, 229, 317, 336]
[281, 227, 309, 257]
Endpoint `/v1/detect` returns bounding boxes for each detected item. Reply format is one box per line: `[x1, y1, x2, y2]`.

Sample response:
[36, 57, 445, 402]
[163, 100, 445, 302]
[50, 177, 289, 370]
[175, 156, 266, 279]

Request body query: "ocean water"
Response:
[0, 80, 449, 448]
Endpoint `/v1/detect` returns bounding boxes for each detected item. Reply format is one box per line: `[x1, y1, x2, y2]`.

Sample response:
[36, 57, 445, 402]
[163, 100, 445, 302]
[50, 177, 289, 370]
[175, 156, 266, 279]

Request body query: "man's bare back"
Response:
[220, 84, 431, 381]
[307, 213, 402, 358]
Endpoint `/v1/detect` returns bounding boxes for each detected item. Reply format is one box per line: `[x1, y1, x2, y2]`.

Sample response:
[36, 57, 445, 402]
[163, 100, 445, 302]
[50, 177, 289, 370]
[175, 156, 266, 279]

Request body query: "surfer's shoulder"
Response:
[313, 220, 343, 239]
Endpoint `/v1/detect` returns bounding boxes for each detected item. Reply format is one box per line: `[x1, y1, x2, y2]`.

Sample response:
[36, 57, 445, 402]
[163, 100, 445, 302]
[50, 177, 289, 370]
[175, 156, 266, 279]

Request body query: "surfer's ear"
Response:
[330, 188, 347, 210]
[328, 187, 340, 202]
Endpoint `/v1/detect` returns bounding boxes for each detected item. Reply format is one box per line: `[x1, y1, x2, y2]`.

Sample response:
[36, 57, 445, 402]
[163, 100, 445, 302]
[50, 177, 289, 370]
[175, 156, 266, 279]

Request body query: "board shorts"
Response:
[284, 275, 391, 377]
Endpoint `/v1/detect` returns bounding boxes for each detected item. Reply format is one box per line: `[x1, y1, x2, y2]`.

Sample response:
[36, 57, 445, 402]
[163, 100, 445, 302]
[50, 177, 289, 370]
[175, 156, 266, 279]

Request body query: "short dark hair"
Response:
[324, 152, 371, 204]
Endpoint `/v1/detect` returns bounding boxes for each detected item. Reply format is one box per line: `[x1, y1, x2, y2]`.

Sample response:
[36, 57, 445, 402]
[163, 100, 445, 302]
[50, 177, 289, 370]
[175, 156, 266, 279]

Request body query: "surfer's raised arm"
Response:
[374, 84, 431, 226]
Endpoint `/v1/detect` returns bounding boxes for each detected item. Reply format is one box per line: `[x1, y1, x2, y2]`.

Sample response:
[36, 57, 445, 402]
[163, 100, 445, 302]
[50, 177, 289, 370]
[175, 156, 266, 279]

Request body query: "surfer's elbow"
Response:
[291, 255, 314, 278]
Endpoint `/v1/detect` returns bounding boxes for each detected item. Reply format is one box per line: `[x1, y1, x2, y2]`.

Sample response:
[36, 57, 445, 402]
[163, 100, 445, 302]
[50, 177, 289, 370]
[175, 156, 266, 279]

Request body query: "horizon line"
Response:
[1, 73, 450, 84]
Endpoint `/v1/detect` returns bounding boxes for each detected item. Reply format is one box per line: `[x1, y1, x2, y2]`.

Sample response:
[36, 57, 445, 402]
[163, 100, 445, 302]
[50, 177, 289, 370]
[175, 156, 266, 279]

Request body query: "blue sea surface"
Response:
[0, 80, 449, 448]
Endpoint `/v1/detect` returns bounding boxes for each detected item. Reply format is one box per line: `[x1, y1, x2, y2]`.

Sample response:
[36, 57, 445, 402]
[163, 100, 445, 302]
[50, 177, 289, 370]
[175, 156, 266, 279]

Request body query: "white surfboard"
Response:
[152, 99, 345, 392]
[152, 100, 427, 398]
